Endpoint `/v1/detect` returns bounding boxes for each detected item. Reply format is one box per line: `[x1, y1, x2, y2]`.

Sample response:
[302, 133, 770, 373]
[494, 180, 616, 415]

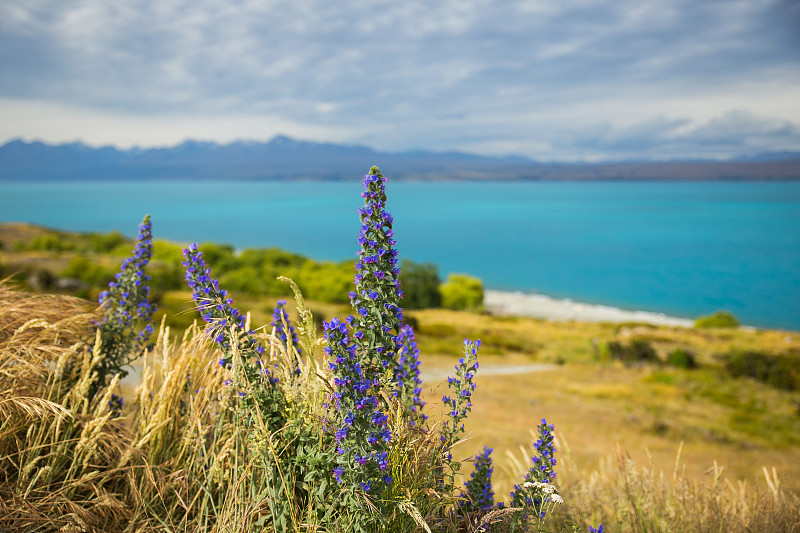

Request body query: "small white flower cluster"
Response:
[522, 481, 563, 504]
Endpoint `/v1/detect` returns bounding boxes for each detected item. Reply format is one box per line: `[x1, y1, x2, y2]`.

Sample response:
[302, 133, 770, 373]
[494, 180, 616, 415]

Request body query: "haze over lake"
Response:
[2, 180, 799, 330]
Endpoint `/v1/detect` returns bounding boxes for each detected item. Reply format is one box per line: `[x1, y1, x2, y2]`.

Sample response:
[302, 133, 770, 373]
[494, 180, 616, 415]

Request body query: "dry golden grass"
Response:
[2, 281, 799, 532]
[412, 306, 800, 532]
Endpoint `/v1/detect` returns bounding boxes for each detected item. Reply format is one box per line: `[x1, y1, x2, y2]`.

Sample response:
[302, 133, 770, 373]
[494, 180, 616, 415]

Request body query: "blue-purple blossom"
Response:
[108, 393, 123, 418]
[441, 339, 481, 453]
[182, 244, 285, 431]
[92, 214, 157, 387]
[271, 299, 301, 355]
[395, 324, 426, 425]
[182, 244, 268, 366]
[509, 418, 558, 510]
[464, 446, 494, 511]
[348, 167, 405, 378]
[324, 315, 392, 495]
[272, 298, 303, 374]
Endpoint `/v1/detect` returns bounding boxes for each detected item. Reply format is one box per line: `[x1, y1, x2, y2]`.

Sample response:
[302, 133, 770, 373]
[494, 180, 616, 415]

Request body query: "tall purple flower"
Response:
[183, 244, 284, 427]
[182, 243, 263, 365]
[509, 419, 558, 509]
[93, 214, 157, 389]
[348, 167, 404, 380]
[442, 339, 481, 454]
[396, 324, 426, 425]
[325, 317, 392, 494]
[272, 298, 302, 352]
[464, 446, 495, 511]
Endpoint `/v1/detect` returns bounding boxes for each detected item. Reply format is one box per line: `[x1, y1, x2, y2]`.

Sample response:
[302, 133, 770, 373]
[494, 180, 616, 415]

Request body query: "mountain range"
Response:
[1, 136, 799, 181]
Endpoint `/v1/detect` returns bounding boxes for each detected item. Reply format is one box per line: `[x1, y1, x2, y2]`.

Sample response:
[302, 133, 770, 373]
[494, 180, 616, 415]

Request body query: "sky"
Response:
[1, 0, 799, 161]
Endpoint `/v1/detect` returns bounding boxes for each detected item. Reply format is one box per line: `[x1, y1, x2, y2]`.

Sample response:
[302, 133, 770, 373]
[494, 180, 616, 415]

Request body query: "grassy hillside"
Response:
[407, 308, 800, 493]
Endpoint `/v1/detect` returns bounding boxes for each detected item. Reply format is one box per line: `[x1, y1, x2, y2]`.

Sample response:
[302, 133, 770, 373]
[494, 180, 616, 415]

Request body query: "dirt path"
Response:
[420, 363, 556, 384]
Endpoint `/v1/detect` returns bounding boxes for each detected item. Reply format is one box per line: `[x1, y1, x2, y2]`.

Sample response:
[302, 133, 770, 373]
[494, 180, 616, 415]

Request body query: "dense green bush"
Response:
[440, 273, 483, 311]
[152, 239, 186, 264]
[695, 310, 740, 328]
[196, 241, 236, 270]
[607, 339, 659, 365]
[400, 259, 442, 309]
[21, 233, 77, 252]
[87, 230, 127, 253]
[62, 255, 115, 286]
[238, 247, 308, 269]
[722, 349, 799, 391]
[6, 225, 486, 310]
[668, 348, 698, 369]
[294, 260, 354, 303]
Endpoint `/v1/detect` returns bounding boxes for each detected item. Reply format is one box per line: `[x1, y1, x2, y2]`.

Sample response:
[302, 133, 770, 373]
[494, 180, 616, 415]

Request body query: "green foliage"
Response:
[239, 247, 308, 269]
[400, 259, 442, 309]
[607, 339, 659, 365]
[294, 260, 354, 304]
[92, 215, 156, 392]
[15, 228, 129, 254]
[667, 348, 697, 369]
[197, 241, 236, 270]
[4, 224, 486, 311]
[87, 230, 127, 253]
[151, 238, 186, 264]
[62, 255, 114, 286]
[722, 349, 800, 391]
[695, 310, 740, 328]
[440, 273, 484, 311]
[25, 232, 77, 252]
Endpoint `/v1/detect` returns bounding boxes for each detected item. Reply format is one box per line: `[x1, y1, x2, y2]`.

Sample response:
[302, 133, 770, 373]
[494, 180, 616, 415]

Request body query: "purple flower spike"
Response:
[93, 214, 157, 388]
[182, 244, 276, 386]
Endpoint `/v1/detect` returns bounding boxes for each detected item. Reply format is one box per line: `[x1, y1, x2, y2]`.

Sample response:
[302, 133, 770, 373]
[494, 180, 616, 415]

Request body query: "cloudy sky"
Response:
[1, 0, 799, 161]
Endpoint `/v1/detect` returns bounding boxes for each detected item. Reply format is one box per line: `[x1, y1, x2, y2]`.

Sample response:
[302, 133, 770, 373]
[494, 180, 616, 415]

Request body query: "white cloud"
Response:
[0, 0, 798, 160]
[0, 97, 354, 148]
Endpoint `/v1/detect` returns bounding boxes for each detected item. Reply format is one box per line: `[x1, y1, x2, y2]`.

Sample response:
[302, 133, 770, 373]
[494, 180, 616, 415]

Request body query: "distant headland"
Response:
[1, 136, 799, 182]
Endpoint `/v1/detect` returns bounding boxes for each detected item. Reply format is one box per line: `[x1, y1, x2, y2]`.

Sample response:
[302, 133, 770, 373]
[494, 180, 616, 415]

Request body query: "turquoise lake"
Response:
[2, 180, 799, 330]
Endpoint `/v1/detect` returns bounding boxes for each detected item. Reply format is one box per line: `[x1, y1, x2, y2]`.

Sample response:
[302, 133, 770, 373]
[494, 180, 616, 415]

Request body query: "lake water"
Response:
[2, 180, 799, 330]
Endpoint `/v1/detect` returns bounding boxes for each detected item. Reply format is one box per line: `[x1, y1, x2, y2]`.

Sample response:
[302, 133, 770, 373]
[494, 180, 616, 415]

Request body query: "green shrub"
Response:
[219, 266, 269, 294]
[439, 273, 483, 311]
[607, 340, 659, 365]
[695, 310, 740, 328]
[152, 239, 187, 265]
[197, 241, 236, 271]
[26, 233, 76, 252]
[294, 260, 353, 303]
[62, 255, 114, 286]
[88, 230, 127, 253]
[148, 263, 185, 292]
[400, 259, 442, 309]
[722, 349, 799, 391]
[238, 247, 307, 269]
[668, 348, 697, 369]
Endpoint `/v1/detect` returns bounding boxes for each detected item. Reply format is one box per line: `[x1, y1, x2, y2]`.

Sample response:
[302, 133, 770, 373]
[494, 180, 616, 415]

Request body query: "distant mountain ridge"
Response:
[1, 136, 799, 181]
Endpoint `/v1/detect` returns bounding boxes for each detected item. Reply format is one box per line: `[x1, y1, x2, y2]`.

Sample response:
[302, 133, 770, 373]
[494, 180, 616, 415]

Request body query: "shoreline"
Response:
[484, 290, 694, 327]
